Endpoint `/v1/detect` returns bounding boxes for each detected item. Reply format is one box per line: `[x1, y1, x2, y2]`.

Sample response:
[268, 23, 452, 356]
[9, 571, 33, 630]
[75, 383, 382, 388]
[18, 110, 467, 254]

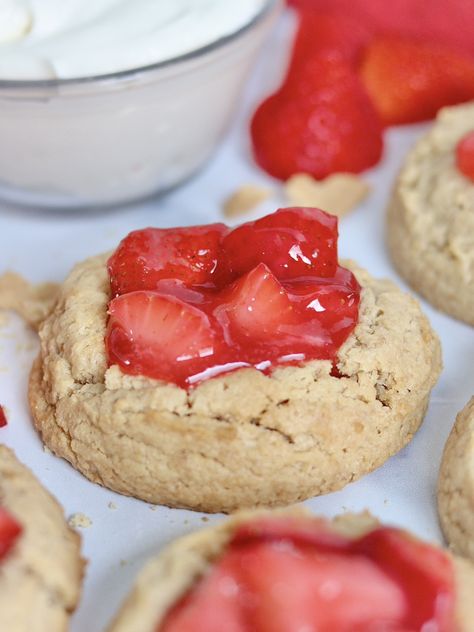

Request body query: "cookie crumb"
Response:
[43, 445, 53, 455]
[120, 559, 128, 567]
[222, 184, 271, 218]
[201, 516, 209, 523]
[285, 173, 370, 217]
[108, 501, 117, 510]
[68, 512, 92, 529]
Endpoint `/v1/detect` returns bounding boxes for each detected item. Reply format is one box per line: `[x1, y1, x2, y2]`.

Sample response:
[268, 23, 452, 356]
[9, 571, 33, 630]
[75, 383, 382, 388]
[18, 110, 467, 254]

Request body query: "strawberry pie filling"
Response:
[456, 130, 474, 182]
[0, 506, 22, 562]
[106, 208, 360, 388]
[159, 516, 457, 632]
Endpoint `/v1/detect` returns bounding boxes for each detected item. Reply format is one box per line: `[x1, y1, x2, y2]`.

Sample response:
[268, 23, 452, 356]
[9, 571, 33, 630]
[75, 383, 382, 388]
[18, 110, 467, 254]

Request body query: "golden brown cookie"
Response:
[438, 397, 474, 560]
[387, 103, 474, 325]
[0, 445, 83, 632]
[28, 253, 441, 513]
[107, 509, 474, 632]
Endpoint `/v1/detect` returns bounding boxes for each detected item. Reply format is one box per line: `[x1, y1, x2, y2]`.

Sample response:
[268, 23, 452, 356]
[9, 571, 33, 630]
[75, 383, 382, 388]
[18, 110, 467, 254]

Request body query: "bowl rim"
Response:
[0, 0, 280, 90]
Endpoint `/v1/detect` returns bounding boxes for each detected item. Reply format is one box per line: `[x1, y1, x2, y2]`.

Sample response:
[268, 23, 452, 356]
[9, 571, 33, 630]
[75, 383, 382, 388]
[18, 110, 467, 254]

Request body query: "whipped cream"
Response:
[0, 0, 267, 80]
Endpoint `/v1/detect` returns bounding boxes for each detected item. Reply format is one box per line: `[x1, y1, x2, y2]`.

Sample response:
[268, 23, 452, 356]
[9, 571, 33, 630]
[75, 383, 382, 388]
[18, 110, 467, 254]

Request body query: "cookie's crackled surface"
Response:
[387, 103, 474, 325]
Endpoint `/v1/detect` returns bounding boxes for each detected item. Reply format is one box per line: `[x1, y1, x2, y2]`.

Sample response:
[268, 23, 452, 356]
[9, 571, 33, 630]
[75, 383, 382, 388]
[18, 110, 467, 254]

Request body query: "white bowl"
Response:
[0, 0, 280, 209]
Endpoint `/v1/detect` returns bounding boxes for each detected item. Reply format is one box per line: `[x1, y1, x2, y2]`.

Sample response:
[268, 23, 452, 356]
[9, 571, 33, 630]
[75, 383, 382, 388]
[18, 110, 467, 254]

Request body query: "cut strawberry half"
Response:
[223, 207, 338, 279]
[0, 507, 22, 561]
[456, 131, 474, 182]
[216, 263, 295, 343]
[0, 406, 7, 428]
[107, 291, 216, 387]
[251, 54, 383, 180]
[359, 36, 474, 125]
[108, 224, 229, 297]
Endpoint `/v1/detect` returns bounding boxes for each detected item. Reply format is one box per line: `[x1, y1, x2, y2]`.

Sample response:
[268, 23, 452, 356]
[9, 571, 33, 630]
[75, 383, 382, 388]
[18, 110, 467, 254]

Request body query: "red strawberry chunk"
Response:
[222, 207, 338, 279]
[359, 37, 474, 125]
[251, 55, 383, 180]
[108, 224, 229, 297]
[0, 507, 22, 561]
[0, 406, 7, 428]
[288, 0, 474, 60]
[158, 516, 456, 632]
[456, 131, 474, 182]
[107, 291, 216, 386]
[106, 209, 361, 388]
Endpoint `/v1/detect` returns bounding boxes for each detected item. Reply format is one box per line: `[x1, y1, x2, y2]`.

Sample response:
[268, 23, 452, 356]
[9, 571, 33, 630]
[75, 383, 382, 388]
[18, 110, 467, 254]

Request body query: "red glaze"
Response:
[456, 131, 474, 182]
[250, 55, 383, 181]
[0, 406, 7, 428]
[360, 36, 474, 125]
[106, 208, 360, 388]
[0, 507, 22, 561]
[159, 516, 457, 632]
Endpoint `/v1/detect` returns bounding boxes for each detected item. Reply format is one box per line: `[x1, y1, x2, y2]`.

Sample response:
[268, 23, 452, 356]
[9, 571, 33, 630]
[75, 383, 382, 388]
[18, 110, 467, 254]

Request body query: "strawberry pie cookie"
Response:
[387, 103, 474, 325]
[0, 445, 83, 631]
[29, 207, 441, 512]
[438, 397, 474, 561]
[107, 509, 474, 632]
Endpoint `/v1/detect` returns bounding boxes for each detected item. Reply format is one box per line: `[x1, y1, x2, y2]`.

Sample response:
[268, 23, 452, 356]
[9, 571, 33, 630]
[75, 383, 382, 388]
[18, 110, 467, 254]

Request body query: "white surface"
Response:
[0, 0, 266, 79]
[0, 18, 473, 632]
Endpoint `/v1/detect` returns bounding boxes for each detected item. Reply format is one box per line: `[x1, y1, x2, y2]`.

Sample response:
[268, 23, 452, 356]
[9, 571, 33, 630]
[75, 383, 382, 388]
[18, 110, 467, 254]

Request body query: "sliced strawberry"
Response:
[233, 541, 406, 632]
[288, 0, 474, 59]
[0, 406, 7, 428]
[251, 54, 383, 180]
[108, 224, 229, 297]
[0, 507, 22, 561]
[107, 291, 216, 387]
[223, 207, 338, 279]
[456, 130, 474, 181]
[359, 36, 474, 125]
[216, 264, 295, 342]
[160, 554, 246, 632]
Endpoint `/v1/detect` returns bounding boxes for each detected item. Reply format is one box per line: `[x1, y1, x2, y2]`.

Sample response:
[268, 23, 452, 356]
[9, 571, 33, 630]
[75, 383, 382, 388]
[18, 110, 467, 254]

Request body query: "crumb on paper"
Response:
[68, 513, 92, 529]
[149, 505, 157, 511]
[120, 559, 128, 567]
[285, 173, 371, 217]
[0, 271, 59, 330]
[222, 184, 272, 218]
[108, 501, 117, 510]
[201, 516, 209, 523]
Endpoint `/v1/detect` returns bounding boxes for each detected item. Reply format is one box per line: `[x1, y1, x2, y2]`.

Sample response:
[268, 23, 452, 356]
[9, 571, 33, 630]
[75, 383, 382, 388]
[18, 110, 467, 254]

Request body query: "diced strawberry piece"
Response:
[0, 507, 22, 561]
[107, 291, 216, 387]
[217, 264, 295, 341]
[223, 207, 338, 279]
[0, 406, 7, 428]
[108, 224, 229, 297]
[251, 55, 383, 180]
[232, 541, 406, 632]
[160, 554, 247, 632]
[358, 528, 457, 630]
[359, 37, 474, 125]
[456, 131, 474, 181]
[288, 0, 474, 60]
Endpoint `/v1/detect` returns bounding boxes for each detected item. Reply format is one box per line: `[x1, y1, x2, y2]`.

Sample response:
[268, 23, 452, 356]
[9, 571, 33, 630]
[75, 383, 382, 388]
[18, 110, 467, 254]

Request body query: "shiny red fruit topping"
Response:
[456, 131, 474, 182]
[159, 516, 456, 632]
[251, 55, 383, 181]
[108, 224, 229, 297]
[360, 36, 474, 125]
[106, 208, 360, 388]
[0, 507, 22, 561]
[0, 406, 7, 428]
